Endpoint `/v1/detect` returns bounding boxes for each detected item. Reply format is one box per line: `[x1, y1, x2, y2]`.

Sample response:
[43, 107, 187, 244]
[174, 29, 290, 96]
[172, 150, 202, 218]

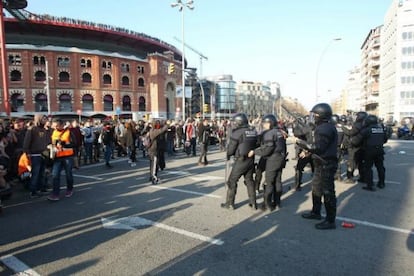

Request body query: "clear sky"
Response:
[24, 0, 392, 109]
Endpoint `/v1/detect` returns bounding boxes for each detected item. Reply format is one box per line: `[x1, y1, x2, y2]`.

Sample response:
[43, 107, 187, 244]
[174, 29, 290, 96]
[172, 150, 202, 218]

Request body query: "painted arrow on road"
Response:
[101, 216, 224, 245]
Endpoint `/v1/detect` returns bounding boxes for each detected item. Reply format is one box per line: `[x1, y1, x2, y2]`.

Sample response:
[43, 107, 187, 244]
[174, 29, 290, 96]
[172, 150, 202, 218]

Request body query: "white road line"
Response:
[72, 174, 103, 180]
[0, 255, 41, 276]
[149, 185, 222, 198]
[101, 216, 224, 245]
[336, 216, 414, 236]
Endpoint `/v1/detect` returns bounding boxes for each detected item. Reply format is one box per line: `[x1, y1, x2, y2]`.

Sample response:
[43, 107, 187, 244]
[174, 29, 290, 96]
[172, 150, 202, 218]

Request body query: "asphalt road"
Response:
[1, 139, 413, 276]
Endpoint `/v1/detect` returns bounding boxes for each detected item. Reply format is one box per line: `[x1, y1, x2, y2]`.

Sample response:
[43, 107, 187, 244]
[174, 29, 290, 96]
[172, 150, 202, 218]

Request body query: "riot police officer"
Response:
[292, 116, 314, 191]
[248, 114, 286, 211]
[351, 115, 387, 190]
[296, 103, 338, 230]
[221, 113, 258, 210]
[331, 114, 345, 181]
[342, 111, 367, 183]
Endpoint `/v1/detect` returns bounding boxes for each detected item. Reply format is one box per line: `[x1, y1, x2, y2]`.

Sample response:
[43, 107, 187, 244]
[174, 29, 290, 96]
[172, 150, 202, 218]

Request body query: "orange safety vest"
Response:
[51, 129, 74, 158]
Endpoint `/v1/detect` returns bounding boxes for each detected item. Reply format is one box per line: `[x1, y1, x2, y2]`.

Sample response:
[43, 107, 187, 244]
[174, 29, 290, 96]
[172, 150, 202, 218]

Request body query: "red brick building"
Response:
[0, 14, 183, 120]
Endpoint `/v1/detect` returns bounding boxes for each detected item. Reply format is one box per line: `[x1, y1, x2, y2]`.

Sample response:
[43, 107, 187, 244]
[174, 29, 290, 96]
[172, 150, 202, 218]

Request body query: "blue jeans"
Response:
[84, 142, 93, 163]
[104, 143, 113, 164]
[52, 157, 74, 196]
[29, 155, 46, 193]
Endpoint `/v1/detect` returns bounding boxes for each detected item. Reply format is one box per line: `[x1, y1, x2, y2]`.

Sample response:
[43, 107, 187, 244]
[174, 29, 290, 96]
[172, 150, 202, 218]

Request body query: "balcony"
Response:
[370, 69, 380, 76]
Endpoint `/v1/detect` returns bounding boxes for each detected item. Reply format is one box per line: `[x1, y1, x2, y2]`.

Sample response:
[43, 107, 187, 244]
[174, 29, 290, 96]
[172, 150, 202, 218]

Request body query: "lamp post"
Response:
[315, 38, 341, 103]
[171, 0, 194, 122]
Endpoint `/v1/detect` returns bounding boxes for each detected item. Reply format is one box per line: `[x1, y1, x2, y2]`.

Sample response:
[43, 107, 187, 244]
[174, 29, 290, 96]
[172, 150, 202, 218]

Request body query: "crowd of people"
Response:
[0, 115, 232, 211]
[0, 106, 389, 228]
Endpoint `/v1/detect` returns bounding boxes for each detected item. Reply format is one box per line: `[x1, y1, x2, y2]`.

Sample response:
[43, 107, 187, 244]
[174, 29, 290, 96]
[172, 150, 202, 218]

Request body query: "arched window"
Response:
[33, 56, 39, 65]
[86, 59, 92, 68]
[59, 94, 72, 112]
[82, 94, 94, 111]
[80, 58, 86, 67]
[138, 78, 145, 87]
[103, 74, 112, 85]
[103, 95, 113, 111]
[58, 71, 70, 82]
[11, 93, 24, 112]
[35, 71, 46, 81]
[122, 95, 131, 111]
[40, 56, 46, 65]
[82, 72, 92, 83]
[138, 96, 146, 112]
[121, 76, 129, 86]
[10, 70, 22, 81]
[35, 93, 48, 112]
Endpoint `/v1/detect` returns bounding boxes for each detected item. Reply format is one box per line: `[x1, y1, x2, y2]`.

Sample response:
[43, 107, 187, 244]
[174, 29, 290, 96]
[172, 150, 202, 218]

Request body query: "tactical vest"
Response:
[365, 124, 385, 148]
[236, 127, 257, 158]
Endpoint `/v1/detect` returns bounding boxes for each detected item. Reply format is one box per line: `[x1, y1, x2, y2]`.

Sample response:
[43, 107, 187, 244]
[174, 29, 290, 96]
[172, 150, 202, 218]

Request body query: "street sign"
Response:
[116, 106, 121, 115]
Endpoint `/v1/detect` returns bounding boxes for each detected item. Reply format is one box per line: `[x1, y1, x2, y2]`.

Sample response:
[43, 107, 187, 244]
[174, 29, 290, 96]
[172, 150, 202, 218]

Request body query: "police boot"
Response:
[261, 186, 275, 212]
[273, 191, 282, 209]
[316, 198, 336, 230]
[293, 171, 302, 191]
[220, 189, 235, 210]
[302, 194, 322, 220]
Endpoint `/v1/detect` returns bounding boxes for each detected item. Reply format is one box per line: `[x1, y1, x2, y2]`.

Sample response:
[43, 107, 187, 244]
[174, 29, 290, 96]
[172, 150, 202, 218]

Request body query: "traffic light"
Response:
[168, 63, 175, 74]
[203, 104, 209, 113]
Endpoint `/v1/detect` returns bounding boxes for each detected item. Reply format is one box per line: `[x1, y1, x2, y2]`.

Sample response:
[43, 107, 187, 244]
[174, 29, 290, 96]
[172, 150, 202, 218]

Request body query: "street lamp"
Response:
[315, 38, 341, 103]
[171, 0, 194, 122]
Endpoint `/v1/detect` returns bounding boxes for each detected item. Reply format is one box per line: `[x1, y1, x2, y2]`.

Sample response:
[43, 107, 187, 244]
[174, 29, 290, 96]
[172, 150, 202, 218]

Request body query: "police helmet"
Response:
[340, 115, 347, 124]
[356, 111, 368, 122]
[232, 113, 249, 128]
[262, 114, 278, 128]
[310, 103, 332, 123]
[364, 114, 378, 126]
[331, 114, 339, 124]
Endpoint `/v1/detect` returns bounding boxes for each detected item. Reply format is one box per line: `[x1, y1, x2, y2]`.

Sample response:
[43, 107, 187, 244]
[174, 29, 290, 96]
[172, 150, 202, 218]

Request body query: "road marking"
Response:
[72, 174, 103, 180]
[101, 216, 224, 245]
[149, 185, 222, 198]
[336, 216, 414, 236]
[0, 255, 41, 276]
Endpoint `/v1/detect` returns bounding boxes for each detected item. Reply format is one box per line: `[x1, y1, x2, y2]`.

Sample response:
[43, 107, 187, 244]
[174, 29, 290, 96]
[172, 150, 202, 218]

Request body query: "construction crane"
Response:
[174, 36, 208, 78]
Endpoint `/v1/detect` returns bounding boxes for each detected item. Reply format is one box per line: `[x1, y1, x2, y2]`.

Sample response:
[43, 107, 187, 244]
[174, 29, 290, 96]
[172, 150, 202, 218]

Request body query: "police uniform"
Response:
[342, 112, 367, 183]
[297, 103, 338, 230]
[351, 115, 387, 190]
[292, 119, 314, 191]
[254, 125, 286, 210]
[221, 113, 257, 210]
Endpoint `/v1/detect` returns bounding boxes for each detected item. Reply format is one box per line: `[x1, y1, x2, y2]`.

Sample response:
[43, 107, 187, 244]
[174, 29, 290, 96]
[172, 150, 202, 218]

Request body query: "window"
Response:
[59, 94, 72, 112]
[40, 56, 46, 65]
[35, 93, 48, 112]
[35, 70, 46, 81]
[137, 66, 145, 74]
[138, 96, 146, 111]
[8, 54, 21, 65]
[57, 57, 70, 67]
[102, 60, 112, 69]
[121, 63, 130, 73]
[33, 56, 39, 65]
[82, 94, 94, 111]
[103, 95, 113, 111]
[121, 76, 129, 86]
[11, 93, 24, 112]
[138, 77, 145, 87]
[103, 74, 112, 85]
[81, 58, 92, 68]
[10, 70, 22, 81]
[82, 72, 92, 83]
[122, 95, 131, 111]
[58, 71, 70, 82]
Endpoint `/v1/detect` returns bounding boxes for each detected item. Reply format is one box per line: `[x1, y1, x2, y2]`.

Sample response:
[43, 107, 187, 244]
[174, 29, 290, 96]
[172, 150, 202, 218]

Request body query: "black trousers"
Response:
[226, 158, 255, 206]
[198, 142, 208, 164]
[311, 160, 337, 222]
[364, 148, 385, 186]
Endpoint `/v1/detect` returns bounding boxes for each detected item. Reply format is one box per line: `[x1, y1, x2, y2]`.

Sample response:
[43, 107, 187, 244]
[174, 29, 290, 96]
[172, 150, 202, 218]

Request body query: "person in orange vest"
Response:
[47, 119, 76, 201]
